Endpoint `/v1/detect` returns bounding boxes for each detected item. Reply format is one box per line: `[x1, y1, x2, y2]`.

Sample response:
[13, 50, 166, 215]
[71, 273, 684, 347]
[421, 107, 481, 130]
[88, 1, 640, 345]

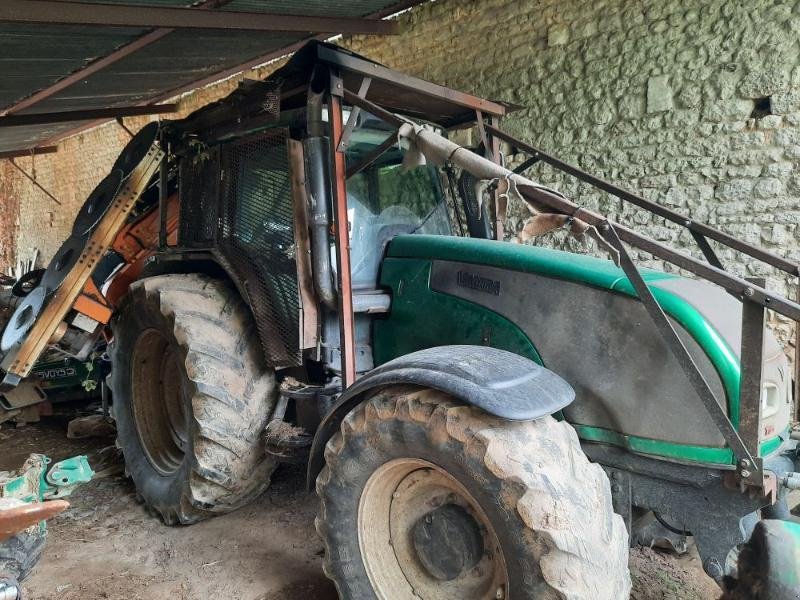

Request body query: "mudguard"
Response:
[306, 345, 574, 489]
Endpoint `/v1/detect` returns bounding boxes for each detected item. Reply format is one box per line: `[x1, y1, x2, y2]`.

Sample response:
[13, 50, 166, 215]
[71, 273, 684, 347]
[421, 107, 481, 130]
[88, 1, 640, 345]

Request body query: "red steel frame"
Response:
[328, 73, 357, 388]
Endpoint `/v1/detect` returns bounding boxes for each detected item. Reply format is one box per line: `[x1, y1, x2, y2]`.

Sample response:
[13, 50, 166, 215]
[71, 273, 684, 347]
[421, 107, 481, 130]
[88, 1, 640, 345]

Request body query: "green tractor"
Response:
[3, 42, 800, 598]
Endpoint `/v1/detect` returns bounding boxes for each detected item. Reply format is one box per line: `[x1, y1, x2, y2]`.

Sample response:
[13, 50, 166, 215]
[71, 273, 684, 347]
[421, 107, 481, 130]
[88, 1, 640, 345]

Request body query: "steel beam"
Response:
[485, 123, 800, 276]
[738, 280, 767, 469]
[0, 146, 57, 160]
[319, 45, 506, 117]
[0, 105, 177, 127]
[329, 74, 357, 388]
[0, 1, 399, 34]
[1, 29, 173, 116]
[33, 1, 422, 148]
[1, 0, 234, 117]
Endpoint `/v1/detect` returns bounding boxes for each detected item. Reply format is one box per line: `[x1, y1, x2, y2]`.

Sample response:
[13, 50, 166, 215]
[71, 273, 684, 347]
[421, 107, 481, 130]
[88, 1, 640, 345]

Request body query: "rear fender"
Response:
[306, 344, 574, 489]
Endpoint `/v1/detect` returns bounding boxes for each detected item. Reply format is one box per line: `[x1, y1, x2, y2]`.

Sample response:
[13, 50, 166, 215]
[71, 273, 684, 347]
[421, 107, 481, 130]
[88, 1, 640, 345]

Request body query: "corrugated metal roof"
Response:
[0, 0, 420, 153]
[221, 0, 401, 18]
[0, 24, 146, 109]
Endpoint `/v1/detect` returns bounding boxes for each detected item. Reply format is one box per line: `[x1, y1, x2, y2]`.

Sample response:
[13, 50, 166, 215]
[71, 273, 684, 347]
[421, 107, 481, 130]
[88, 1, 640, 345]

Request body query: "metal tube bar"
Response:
[337, 77, 371, 153]
[0, 147, 57, 160]
[8, 159, 61, 205]
[329, 79, 357, 387]
[599, 223, 758, 473]
[0, 105, 177, 128]
[485, 124, 800, 276]
[326, 47, 507, 117]
[690, 230, 724, 270]
[158, 152, 168, 249]
[0, 1, 399, 34]
[345, 133, 397, 179]
[343, 89, 403, 127]
[738, 280, 767, 470]
[512, 155, 540, 175]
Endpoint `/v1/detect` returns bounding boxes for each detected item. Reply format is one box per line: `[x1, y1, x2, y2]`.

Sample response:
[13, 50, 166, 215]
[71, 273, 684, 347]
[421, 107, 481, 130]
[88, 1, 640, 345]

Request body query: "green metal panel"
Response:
[376, 235, 780, 465]
[32, 357, 98, 391]
[574, 424, 784, 465]
[374, 258, 541, 365]
[387, 235, 741, 424]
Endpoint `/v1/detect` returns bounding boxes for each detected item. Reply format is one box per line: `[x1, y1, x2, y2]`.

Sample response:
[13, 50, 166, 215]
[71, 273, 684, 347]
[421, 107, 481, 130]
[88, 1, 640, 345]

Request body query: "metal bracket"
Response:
[606, 467, 632, 535]
[690, 230, 724, 270]
[116, 117, 134, 138]
[336, 76, 371, 153]
[512, 154, 540, 175]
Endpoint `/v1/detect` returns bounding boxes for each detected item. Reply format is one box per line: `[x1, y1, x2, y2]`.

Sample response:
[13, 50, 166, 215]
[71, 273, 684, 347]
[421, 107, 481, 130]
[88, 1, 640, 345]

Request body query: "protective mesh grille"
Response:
[218, 129, 300, 366]
[178, 148, 220, 247]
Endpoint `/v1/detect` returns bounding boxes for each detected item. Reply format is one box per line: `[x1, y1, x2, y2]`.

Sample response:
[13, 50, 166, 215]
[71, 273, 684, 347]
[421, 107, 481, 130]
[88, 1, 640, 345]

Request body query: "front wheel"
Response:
[315, 386, 631, 599]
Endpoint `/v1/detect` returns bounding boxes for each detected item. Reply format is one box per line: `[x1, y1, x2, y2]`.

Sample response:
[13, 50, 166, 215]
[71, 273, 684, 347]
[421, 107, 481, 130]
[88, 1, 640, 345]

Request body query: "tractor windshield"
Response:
[345, 115, 451, 289]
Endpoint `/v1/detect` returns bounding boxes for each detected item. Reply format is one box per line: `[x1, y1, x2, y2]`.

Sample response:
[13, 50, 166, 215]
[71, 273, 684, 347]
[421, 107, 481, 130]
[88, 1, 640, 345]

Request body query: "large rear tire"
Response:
[109, 274, 277, 524]
[316, 386, 631, 599]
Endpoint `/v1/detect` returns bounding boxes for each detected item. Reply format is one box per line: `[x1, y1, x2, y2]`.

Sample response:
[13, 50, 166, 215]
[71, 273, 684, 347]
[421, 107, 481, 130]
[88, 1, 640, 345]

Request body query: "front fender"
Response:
[306, 345, 574, 489]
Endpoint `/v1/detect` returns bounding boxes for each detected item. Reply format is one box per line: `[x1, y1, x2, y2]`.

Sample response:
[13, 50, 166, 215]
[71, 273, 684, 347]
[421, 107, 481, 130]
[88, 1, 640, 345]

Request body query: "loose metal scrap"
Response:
[0, 130, 164, 388]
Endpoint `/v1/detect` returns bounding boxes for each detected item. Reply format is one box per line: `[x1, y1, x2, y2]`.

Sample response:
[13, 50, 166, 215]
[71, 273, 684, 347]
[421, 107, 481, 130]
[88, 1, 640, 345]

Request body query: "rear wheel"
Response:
[316, 386, 631, 599]
[109, 274, 278, 524]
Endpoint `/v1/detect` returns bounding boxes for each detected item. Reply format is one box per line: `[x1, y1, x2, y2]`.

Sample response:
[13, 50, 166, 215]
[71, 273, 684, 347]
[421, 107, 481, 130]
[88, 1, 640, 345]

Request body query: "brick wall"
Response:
[2, 0, 800, 350]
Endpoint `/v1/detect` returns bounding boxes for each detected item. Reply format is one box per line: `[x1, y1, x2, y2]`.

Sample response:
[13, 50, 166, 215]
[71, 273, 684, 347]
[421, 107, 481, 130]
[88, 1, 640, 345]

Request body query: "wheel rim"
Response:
[358, 458, 508, 600]
[131, 329, 188, 475]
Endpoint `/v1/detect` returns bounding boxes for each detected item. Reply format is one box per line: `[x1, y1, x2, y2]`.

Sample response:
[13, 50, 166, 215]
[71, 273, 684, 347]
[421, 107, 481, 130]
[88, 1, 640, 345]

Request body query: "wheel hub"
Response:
[130, 328, 188, 475]
[358, 458, 507, 599]
[412, 503, 484, 581]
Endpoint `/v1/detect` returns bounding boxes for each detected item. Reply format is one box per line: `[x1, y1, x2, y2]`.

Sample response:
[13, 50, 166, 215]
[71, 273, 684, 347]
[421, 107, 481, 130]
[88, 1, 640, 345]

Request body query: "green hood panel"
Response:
[387, 234, 678, 291]
[386, 235, 741, 424]
[377, 235, 780, 465]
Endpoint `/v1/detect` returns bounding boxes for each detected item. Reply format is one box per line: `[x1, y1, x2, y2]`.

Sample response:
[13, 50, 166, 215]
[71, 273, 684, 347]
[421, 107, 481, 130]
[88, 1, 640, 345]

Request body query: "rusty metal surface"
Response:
[329, 83, 357, 387]
[738, 279, 767, 483]
[0, 1, 399, 34]
[0, 1, 419, 152]
[0, 104, 177, 128]
[0, 500, 69, 541]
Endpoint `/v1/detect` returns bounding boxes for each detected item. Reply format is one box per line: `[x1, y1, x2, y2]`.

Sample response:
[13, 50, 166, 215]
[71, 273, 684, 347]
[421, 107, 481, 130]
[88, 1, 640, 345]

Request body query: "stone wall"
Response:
[2, 0, 799, 350]
[342, 0, 800, 349]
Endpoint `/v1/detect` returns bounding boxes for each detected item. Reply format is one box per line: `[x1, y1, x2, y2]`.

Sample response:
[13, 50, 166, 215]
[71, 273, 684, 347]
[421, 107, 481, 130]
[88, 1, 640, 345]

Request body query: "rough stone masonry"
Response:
[1, 0, 799, 353]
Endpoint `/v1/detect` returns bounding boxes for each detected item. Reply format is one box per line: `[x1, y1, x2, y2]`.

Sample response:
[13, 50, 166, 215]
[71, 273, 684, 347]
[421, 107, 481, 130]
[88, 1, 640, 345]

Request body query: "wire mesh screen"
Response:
[178, 148, 220, 248]
[218, 129, 300, 367]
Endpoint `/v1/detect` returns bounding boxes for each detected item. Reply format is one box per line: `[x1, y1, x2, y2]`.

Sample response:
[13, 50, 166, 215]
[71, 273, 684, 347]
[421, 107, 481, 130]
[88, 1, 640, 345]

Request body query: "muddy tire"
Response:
[109, 274, 277, 525]
[316, 386, 631, 599]
[0, 524, 45, 581]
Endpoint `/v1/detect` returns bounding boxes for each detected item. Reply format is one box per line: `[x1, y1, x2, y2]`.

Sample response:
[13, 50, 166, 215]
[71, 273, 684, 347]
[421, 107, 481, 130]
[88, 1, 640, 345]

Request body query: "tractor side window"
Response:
[345, 127, 451, 289]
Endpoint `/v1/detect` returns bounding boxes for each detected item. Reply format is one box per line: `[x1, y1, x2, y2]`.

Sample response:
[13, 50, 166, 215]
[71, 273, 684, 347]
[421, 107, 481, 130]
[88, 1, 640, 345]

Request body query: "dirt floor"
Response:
[7, 415, 723, 600]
